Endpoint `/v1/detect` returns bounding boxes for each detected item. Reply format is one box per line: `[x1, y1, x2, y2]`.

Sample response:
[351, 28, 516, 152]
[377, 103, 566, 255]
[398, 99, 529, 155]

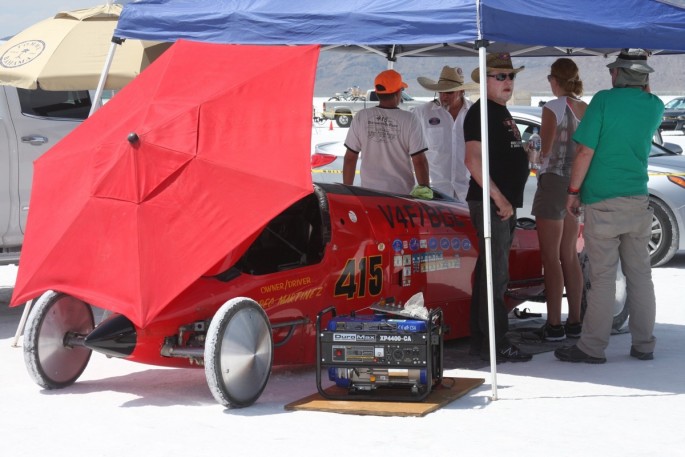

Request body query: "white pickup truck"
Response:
[321, 89, 424, 128]
[0, 85, 91, 265]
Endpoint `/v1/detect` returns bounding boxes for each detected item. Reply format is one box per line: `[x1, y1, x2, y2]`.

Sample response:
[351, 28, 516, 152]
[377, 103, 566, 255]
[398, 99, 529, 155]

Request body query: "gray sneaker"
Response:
[481, 343, 533, 363]
[630, 346, 654, 360]
[554, 344, 606, 364]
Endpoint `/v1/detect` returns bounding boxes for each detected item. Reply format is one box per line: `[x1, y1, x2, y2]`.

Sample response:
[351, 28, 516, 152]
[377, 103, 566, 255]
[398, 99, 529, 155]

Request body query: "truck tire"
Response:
[335, 113, 352, 128]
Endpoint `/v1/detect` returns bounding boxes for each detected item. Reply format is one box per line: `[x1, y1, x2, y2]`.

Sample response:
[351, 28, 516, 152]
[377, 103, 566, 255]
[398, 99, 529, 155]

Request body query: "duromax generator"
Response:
[315, 302, 443, 402]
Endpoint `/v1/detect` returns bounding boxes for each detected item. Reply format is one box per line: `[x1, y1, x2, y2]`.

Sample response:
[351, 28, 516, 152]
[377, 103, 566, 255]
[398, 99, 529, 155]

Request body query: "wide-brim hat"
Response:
[417, 66, 479, 92]
[470, 52, 525, 83]
[606, 48, 654, 74]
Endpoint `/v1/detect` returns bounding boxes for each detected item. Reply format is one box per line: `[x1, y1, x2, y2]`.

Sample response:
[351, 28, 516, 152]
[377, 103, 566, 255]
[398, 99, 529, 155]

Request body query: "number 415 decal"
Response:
[334, 255, 383, 299]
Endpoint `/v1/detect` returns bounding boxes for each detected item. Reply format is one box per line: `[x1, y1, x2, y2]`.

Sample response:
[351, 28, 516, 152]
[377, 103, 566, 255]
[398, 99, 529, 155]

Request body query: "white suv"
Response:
[0, 85, 91, 264]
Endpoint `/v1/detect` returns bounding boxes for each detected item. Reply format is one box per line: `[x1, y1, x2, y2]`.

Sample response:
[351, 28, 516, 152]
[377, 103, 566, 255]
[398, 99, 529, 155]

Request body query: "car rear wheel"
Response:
[335, 113, 352, 128]
[648, 196, 678, 267]
[24, 291, 94, 389]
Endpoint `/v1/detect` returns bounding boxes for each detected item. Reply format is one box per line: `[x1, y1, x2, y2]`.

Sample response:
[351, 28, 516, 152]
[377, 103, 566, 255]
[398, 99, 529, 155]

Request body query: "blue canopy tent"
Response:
[112, 0, 685, 55]
[104, 0, 685, 398]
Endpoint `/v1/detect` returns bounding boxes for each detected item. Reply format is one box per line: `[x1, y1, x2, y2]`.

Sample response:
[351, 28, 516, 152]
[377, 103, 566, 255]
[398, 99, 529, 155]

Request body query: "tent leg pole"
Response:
[11, 299, 33, 348]
[475, 44, 499, 401]
[89, 39, 121, 117]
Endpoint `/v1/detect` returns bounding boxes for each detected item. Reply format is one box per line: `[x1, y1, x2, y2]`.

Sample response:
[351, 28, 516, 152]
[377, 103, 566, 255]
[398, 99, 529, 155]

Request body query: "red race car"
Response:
[22, 183, 543, 407]
[12, 41, 543, 408]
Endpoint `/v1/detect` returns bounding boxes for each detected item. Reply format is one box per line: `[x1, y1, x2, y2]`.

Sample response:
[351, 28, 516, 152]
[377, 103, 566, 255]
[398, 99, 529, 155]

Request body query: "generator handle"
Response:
[315, 306, 337, 333]
[315, 306, 337, 398]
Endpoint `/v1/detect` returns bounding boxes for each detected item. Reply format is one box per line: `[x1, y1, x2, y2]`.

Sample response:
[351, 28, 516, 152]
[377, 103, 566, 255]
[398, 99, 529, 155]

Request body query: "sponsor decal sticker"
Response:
[409, 238, 419, 251]
[392, 239, 403, 252]
[452, 237, 461, 250]
[440, 237, 450, 250]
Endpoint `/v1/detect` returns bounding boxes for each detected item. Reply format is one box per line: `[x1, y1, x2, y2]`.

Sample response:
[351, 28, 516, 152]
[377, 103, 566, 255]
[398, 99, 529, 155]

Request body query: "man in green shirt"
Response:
[556, 49, 664, 364]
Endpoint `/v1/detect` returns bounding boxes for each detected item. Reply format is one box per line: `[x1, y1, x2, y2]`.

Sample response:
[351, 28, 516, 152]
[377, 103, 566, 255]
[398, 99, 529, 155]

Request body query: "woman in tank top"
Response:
[530, 58, 587, 342]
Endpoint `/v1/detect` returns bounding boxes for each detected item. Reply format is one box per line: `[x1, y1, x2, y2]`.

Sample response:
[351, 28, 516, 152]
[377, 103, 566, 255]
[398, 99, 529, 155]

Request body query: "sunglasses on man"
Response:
[487, 72, 516, 81]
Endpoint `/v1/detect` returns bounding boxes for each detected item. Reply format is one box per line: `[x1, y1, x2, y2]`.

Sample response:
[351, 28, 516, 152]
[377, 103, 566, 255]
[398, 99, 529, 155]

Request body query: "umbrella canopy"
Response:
[0, 3, 169, 90]
[10, 40, 320, 328]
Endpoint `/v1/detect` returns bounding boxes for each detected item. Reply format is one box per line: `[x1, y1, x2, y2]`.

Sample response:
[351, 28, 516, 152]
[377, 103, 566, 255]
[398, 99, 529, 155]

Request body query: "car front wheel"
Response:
[204, 297, 273, 408]
[648, 196, 679, 267]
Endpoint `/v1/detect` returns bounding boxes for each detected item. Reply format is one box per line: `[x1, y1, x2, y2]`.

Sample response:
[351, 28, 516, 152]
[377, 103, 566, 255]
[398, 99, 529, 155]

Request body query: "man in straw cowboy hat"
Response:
[463, 52, 532, 362]
[343, 69, 430, 195]
[556, 49, 664, 364]
[413, 66, 478, 201]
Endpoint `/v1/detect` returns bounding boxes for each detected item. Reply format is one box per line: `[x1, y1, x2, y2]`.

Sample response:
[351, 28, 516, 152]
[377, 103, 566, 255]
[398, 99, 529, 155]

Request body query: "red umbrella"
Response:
[11, 40, 320, 328]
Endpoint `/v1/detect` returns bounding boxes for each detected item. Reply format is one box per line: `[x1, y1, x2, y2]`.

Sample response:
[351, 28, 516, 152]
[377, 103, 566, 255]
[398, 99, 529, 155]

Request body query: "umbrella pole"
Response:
[476, 43, 499, 401]
[89, 38, 122, 117]
[11, 299, 33, 348]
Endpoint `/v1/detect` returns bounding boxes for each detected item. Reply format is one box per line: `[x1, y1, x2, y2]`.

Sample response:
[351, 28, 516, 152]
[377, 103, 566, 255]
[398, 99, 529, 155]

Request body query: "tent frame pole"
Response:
[475, 39, 499, 401]
[89, 37, 124, 117]
[11, 299, 33, 347]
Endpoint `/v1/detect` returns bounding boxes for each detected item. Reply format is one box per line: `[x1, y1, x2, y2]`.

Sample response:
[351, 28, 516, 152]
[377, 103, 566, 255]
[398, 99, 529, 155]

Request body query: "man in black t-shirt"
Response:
[463, 53, 531, 363]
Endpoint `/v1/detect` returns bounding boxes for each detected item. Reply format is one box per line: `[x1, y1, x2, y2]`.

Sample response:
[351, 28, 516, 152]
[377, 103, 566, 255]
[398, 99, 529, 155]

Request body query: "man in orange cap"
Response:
[343, 69, 429, 195]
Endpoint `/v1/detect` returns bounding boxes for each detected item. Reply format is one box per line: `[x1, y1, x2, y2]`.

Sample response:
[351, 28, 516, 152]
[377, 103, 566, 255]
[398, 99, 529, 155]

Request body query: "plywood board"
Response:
[284, 377, 484, 417]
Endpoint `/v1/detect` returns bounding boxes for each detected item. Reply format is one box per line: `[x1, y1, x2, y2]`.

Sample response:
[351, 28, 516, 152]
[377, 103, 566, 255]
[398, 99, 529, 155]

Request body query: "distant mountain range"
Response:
[314, 51, 685, 99]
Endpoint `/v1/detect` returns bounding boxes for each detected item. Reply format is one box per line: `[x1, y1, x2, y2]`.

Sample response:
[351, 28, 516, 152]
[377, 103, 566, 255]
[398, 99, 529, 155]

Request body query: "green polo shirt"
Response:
[573, 87, 664, 204]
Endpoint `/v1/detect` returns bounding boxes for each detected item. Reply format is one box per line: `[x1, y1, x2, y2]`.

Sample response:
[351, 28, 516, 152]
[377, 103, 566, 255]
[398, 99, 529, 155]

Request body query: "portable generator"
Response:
[315, 303, 443, 402]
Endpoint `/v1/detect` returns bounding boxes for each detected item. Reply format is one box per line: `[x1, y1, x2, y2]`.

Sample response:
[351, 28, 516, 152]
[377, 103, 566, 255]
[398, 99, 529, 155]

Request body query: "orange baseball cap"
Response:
[374, 69, 408, 94]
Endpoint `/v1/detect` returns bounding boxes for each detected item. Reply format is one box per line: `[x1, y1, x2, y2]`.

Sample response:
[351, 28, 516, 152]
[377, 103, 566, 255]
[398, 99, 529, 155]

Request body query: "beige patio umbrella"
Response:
[0, 2, 169, 90]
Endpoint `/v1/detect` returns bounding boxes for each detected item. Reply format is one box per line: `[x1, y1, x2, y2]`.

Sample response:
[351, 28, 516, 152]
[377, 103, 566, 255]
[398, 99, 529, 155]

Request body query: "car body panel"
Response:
[110, 183, 542, 368]
[1, 86, 87, 263]
[661, 97, 685, 131]
[310, 140, 358, 184]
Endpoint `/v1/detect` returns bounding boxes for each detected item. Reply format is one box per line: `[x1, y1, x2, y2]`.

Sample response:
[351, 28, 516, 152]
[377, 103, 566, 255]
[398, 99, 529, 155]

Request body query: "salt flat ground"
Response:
[1, 251, 684, 457]
[1, 118, 683, 456]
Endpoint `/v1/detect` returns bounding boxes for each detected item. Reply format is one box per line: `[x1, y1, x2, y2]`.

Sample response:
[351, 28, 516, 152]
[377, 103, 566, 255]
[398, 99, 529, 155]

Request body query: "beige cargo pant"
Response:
[577, 196, 657, 359]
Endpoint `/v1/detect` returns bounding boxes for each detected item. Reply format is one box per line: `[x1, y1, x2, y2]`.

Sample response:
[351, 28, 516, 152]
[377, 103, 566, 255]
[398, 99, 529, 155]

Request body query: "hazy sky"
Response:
[1, 1, 132, 39]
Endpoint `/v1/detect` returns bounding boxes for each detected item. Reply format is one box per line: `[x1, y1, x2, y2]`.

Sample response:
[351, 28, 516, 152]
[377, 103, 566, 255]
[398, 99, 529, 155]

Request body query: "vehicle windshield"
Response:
[664, 98, 685, 109]
[649, 141, 681, 158]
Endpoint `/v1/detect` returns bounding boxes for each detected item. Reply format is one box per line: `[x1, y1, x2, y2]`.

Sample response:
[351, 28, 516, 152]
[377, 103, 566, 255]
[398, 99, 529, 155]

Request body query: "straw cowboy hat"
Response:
[417, 66, 479, 92]
[606, 48, 654, 73]
[470, 52, 525, 83]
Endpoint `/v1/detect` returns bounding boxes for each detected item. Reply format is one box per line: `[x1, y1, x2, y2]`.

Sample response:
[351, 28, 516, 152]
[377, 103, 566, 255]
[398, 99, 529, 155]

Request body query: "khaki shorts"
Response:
[531, 173, 570, 220]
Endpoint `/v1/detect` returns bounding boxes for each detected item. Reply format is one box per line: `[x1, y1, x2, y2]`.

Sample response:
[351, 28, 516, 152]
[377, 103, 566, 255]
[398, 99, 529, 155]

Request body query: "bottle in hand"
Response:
[527, 128, 542, 170]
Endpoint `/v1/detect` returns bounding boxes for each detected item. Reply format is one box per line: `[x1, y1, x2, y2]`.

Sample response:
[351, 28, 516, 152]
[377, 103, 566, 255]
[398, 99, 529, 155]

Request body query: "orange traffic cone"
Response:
[329, 121, 334, 131]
